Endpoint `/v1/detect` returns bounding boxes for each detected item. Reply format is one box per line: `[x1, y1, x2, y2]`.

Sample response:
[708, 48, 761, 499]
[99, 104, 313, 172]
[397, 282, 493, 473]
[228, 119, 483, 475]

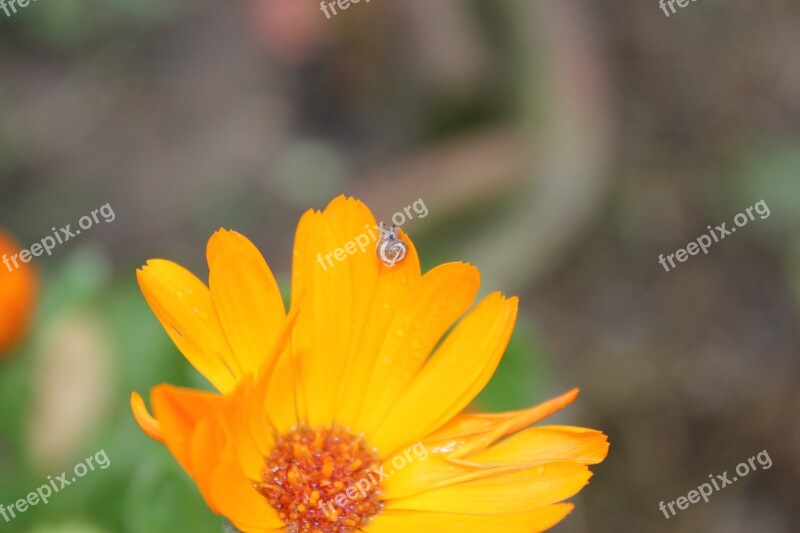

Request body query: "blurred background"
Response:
[1, 0, 799, 531]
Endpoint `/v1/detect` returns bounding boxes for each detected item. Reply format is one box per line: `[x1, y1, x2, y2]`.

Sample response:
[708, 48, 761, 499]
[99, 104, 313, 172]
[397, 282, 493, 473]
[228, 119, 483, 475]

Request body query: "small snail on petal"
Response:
[376, 222, 407, 267]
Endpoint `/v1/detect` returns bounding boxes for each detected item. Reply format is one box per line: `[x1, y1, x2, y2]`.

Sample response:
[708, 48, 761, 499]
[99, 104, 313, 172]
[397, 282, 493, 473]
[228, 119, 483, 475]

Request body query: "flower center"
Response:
[257, 425, 384, 533]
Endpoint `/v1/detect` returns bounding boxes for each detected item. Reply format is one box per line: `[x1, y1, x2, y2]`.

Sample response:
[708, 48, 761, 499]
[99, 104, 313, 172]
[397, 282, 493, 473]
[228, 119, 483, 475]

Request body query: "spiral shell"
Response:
[376, 223, 407, 267]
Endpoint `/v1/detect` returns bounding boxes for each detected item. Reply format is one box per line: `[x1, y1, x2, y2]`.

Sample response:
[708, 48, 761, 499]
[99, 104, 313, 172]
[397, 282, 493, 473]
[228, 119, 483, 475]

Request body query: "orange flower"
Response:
[0, 229, 37, 356]
[132, 196, 608, 532]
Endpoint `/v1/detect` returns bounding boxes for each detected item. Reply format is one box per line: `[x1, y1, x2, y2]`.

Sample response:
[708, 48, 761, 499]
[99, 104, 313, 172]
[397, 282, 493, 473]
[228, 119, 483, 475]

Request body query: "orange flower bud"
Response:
[0, 229, 37, 356]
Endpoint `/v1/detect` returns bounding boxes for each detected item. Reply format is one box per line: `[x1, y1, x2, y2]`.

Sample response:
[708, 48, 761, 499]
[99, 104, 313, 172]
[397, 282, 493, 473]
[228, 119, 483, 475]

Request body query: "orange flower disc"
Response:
[0, 229, 37, 356]
[257, 425, 383, 532]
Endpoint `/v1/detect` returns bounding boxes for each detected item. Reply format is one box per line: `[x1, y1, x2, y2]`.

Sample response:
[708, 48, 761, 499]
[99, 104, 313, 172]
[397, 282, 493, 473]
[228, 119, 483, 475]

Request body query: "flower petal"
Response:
[207, 229, 286, 378]
[137, 260, 239, 394]
[263, 349, 302, 434]
[354, 262, 480, 435]
[334, 224, 421, 428]
[251, 302, 304, 437]
[380, 455, 477, 500]
[223, 307, 301, 480]
[365, 504, 574, 533]
[383, 426, 607, 501]
[466, 426, 609, 467]
[130, 391, 163, 443]
[371, 293, 518, 454]
[385, 461, 591, 514]
[289, 207, 352, 426]
[189, 417, 225, 513]
[290, 196, 421, 427]
[210, 438, 285, 532]
[222, 377, 272, 481]
[150, 384, 224, 476]
[151, 384, 281, 526]
[426, 388, 581, 458]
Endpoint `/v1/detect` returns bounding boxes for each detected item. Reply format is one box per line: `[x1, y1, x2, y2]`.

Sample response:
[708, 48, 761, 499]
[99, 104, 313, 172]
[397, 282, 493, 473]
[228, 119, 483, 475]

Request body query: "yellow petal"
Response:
[152, 387, 277, 524]
[207, 229, 286, 378]
[290, 196, 422, 427]
[223, 377, 272, 481]
[316, 197, 384, 425]
[130, 391, 163, 443]
[253, 305, 304, 436]
[137, 260, 239, 394]
[428, 388, 581, 458]
[385, 461, 591, 514]
[189, 417, 225, 514]
[150, 384, 224, 476]
[355, 262, 480, 434]
[365, 504, 574, 533]
[334, 224, 421, 428]
[466, 426, 610, 467]
[380, 455, 476, 500]
[223, 306, 302, 480]
[371, 293, 518, 454]
[210, 438, 285, 532]
[382, 453, 567, 501]
[289, 207, 352, 425]
[384, 425, 606, 502]
[206, 226, 270, 266]
[263, 349, 302, 434]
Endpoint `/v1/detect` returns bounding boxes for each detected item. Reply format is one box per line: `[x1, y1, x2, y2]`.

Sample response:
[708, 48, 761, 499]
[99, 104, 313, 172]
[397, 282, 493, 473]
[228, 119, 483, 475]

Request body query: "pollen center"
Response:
[257, 425, 384, 533]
